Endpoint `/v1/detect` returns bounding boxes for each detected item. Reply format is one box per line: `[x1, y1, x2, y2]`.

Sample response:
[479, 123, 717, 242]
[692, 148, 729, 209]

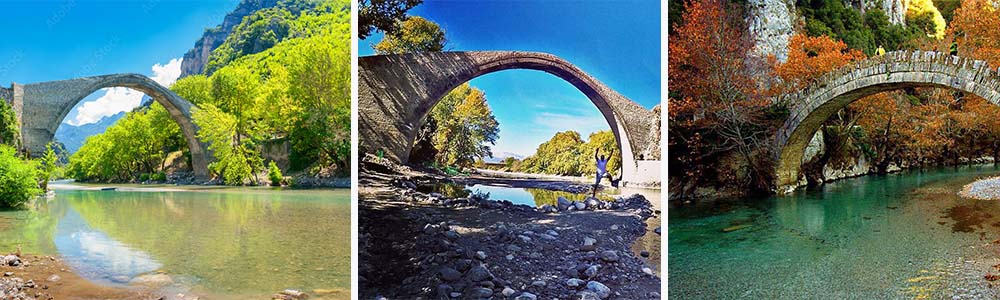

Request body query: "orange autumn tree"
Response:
[950, 0, 1000, 66]
[772, 34, 866, 93]
[668, 0, 774, 195]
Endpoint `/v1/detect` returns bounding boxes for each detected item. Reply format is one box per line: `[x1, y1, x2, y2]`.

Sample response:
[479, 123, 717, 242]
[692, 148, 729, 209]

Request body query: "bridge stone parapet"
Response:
[774, 50, 1000, 191]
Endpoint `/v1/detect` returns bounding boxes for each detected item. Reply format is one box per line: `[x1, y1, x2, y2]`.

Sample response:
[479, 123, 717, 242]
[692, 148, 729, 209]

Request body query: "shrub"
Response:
[0, 145, 42, 208]
[268, 161, 283, 186]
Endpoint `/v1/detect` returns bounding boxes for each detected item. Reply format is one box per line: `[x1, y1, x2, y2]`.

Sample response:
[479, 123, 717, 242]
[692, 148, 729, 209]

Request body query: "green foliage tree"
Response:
[268, 161, 283, 186]
[518, 131, 586, 176]
[0, 145, 41, 208]
[193, 104, 263, 185]
[359, 0, 423, 39]
[430, 84, 500, 167]
[373, 16, 447, 54]
[0, 98, 19, 148]
[798, 1, 921, 54]
[38, 143, 59, 189]
[66, 103, 185, 182]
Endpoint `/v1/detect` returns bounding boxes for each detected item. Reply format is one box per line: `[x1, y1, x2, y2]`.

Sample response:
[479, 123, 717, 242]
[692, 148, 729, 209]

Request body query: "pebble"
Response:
[566, 278, 585, 287]
[3, 272, 12, 277]
[467, 265, 493, 281]
[586, 281, 611, 299]
[439, 267, 461, 282]
[575, 290, 600, 300]
[531, 280, 546, 287]
[518, 235, 532, 243]
[581, 237, 597, 251]
[610, 225, 619, 230]
[642, 267, 654, 276]
[545, 230, 559, 237]
[469, 287, 493, 298]
[506, 254, 514, 260]
[515, 292, 538, 300]
[599, 250, 619, 262]
[585, 265, 599, 278]
[574, 202, 586, 210]
[538, 233, 557, 240]
[47, 274, 61, 282]
[502, 287, 515, 296]
[475, 251, 487, 260]
[640, 250, 650, 257]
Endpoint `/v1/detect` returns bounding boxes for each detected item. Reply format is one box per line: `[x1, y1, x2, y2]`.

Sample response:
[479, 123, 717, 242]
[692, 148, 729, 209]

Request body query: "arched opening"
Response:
[406, 68, 625, 180]
[16, 74, 209, 180]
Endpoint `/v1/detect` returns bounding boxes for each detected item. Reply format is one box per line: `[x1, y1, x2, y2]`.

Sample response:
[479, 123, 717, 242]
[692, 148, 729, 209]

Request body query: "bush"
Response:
[0, 145, 42, 208]
[268, 161, 283, 186]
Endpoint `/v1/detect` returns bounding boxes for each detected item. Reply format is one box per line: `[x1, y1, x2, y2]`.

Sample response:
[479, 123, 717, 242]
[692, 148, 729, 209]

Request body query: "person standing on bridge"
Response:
[876, 45, 886, 56]
[593, 149, 610, 197]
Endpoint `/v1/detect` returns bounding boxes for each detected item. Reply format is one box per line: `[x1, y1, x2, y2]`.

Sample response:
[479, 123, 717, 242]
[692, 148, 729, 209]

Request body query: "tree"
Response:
[0, 145, 41, 208]
[193, 104, 263, 185]
[359, 0, 422, 39]
[518, 131, 585, 176]
[950, 0, 1000, 67]
[668, 0, 775, 194]
[430, 83, 500, 167]
[268, 161, 283, 186]
[373, 16, 447, 54]
[0, 99, 19, 148]
[772, 34, 865, 92]
[906, 0, 947, 39]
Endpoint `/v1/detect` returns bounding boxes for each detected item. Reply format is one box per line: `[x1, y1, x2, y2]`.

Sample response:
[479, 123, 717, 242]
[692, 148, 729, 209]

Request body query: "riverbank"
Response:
[359, 158, 660, 299]
[959, 176, 1000, 200]
[0, 253, 158, 300]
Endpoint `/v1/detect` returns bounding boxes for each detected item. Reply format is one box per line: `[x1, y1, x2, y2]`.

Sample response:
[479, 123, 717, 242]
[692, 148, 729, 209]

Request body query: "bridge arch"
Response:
[775, 51, 1000, 191]
[358, 51, 661, 187]
[10, 73, 210, 177]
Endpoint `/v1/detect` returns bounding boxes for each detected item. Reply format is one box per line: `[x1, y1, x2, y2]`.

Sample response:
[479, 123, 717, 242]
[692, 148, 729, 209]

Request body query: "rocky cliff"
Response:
[179, 0, 283, 77]
[746, 0, 907, 61]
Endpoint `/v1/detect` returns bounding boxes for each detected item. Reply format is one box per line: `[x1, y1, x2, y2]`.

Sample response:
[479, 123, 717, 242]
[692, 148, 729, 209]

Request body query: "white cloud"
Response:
[67, 58, 183, 126]
[150, 58, 183, 87]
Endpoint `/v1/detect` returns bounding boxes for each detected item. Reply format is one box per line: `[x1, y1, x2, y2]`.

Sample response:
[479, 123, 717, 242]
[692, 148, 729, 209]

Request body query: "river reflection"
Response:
[0, 187, 351, 299]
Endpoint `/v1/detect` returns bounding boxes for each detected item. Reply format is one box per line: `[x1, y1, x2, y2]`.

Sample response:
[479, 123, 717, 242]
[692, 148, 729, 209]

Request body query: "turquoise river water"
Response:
[669, 165, 1000, 299]
[0, 185, 351, 299]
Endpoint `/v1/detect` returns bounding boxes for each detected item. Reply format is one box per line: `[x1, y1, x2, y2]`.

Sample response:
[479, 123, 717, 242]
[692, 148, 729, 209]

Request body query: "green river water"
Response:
[669, 165, 1000, 299]
[0, 185, 350, 299]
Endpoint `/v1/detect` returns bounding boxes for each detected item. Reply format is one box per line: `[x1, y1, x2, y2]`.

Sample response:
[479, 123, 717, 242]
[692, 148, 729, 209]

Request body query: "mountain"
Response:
[179, 0, 322, 77]
[483, 151, 526, 164]
[54, 111, 126, 154]
[180, 0, 283, 77]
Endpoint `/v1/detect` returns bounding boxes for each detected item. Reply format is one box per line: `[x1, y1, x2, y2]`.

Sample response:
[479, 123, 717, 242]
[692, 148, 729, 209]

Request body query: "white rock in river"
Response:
[129, 273, 174, 286]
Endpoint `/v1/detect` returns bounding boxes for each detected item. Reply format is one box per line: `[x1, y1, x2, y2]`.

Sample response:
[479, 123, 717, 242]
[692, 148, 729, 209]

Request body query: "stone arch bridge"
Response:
[0, 73, 210, 177]
[775, 50, 1000, 192]
[358, 51, 661, 187]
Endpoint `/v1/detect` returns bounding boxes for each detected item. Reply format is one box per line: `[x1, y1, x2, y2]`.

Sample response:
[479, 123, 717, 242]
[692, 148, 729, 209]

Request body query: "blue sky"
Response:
[0, 0, 238, 125]
[359, 0, 661, 157]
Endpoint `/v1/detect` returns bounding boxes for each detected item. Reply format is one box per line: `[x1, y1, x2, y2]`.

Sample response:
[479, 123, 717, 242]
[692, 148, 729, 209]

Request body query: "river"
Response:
[669, 165, 1000, 299]
[0, 184, 351, 299]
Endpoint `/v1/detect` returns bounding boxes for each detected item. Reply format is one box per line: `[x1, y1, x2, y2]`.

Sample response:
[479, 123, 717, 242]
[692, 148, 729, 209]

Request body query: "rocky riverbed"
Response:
[359, 157, 661, 299]
[960, 176, 1000, 200]
[0, 253, 158, 300]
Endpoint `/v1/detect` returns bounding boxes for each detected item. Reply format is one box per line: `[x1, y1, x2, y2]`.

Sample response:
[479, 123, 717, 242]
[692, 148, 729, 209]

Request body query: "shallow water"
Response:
[669, 165, 1000, 299]
[0, 187, 351, 299]
[422, 183, 614, 206]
